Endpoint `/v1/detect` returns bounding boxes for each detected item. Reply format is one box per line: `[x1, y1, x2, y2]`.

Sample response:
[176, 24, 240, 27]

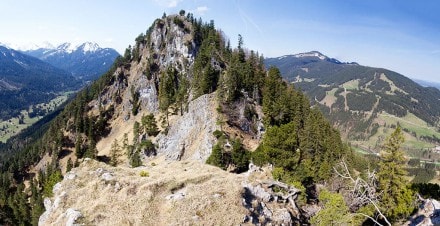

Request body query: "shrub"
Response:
[213, 130, 223, 139]
[139, 170, 149, 177]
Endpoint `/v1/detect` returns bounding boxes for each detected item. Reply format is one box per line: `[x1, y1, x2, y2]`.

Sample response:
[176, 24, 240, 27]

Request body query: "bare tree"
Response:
[333, 161, 391, 226]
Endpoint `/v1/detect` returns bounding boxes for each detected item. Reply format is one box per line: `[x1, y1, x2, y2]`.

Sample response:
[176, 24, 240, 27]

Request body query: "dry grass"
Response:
[42, 158, 252, 225]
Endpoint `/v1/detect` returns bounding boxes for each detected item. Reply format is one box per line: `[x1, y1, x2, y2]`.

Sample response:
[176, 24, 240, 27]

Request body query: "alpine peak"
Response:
[293, 51, 328, 60]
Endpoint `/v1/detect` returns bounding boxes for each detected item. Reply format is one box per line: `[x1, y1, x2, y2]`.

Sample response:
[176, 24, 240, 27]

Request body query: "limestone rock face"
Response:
[149, 17, 195, 71]
[89, 15, 204, 157]
[156, 93, 219, 161]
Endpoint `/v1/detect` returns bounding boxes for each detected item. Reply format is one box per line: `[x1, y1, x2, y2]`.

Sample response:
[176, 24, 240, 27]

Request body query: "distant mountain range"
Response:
[0, 41, 119, 123]
[23, 42, 120, 81]
[266, 51, 440, 153]
[0, 45, 79, 119]
[413, 79, 440, 90]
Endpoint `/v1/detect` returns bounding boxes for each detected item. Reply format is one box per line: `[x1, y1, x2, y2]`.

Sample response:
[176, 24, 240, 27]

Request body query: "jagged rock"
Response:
[39, 198, 55, 225]
[101, 172, 113, 181]
[165, 191, 186, 201]
[243, 183, 272, 202]
[302, 204, 321, 219]
[52, 182, 62, 194]
[273, 208, 293, 225]
[114, 182, 121, 192]
[247, 163, 262, 174]
[241, 165, 303, 225]
[405, 198, 440, 226]
[43, 198, 52, 211]
[65, 172, 76, 180]
[261, 202, 273, 218]
[53, 191, 66, 210]
[39, 192, 68, 226]
[65, 208, 82, 226]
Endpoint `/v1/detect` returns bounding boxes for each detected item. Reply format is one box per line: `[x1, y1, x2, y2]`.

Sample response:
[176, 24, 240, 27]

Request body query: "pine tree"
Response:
[130, 150, 142, 167]
[176, 75, 189, 115]
[158, 67, 177, 125]
[66, 158, 73, 172]
[262, 67, 284, 126]
[75, 135, 83, 158]
[30, 179, 44, 225]
[110, 139, 121, 166]
[85, 138, 97, 159]
[133, 121, 140, 145]
[122, 133, 129, 152]
[141, 114, 159, 136]
[206, 144, 225, 169]
[377, 126, 415, 221]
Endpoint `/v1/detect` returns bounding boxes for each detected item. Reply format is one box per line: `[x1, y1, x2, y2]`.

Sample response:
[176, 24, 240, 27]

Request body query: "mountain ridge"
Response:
[23, 42, 120, 81]
[0, 45, 79, 120]
[265, 51, 440, 153]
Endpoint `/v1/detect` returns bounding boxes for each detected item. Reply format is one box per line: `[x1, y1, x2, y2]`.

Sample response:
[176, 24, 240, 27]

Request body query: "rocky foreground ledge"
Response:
[39, 158, 310, 225]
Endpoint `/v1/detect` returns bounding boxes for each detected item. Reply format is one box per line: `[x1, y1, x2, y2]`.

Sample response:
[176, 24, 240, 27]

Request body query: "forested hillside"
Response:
[266, 52, 440, 155]
[0, 46, 80, 121]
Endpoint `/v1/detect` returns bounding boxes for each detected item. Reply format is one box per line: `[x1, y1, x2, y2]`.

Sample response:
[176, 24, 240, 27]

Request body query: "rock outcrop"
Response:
[156, 93, 219, 161]
[405, 197, 440, 226]
[39, 158, 305, 225]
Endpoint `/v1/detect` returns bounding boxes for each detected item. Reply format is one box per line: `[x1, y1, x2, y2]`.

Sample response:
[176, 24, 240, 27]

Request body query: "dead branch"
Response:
[334, 161, 391, 226]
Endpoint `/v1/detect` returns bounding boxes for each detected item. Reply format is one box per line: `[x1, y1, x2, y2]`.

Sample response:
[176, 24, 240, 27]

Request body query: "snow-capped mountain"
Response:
[23, 42, 120, 81]
[0, 41, 55, 51]
[0, 45, 79, 119]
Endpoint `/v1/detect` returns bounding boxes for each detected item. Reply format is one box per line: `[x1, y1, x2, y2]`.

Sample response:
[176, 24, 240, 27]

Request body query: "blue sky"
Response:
[1, 0, 439, 82]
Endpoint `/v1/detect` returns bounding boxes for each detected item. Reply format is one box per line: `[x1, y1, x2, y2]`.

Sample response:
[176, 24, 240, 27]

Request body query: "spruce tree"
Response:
[75, 135, 83, 158]
[141, 114, 159, 136]
[110, 139, 121, 166]
[133, 121, 140, 145]
[66, 158, 73, 172]
[377, 126, 415, 221]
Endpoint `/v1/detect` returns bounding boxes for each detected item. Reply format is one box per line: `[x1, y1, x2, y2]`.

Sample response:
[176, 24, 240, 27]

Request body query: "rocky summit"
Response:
[35, 14, 313, 225]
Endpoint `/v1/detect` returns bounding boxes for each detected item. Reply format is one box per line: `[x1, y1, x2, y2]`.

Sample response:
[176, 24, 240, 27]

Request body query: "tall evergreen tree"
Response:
[377, 127, 415, 221]
[141, 114, 159, 136]
[110, 139, 121, 167]
[66, 158, 73, 172]
[133, 121, 140, 145]
[75, 135, 84, 158]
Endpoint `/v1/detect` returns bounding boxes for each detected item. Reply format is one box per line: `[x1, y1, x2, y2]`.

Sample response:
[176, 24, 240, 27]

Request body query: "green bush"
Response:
[206, 144, 226, 169]
[43, 170, 62, 197]
[310, 189, 352, 225]
[251, 146, 268, 167]
[139, 170, 149, 177]
[213, 130, 223, 139]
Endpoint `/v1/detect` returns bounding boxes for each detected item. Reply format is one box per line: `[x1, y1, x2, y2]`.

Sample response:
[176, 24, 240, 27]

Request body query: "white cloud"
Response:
[196, 6, 209, 15]
[168, 0, 182, 7]
[153, 0, 182, 8]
